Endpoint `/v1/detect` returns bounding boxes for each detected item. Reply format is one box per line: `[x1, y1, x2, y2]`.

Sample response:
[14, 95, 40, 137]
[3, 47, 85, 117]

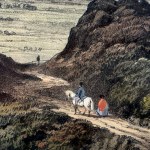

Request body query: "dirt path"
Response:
[26, 71, 150, 149]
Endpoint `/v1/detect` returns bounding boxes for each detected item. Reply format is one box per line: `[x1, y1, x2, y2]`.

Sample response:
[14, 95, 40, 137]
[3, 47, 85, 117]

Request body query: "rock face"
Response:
[43, 0, 150, 120]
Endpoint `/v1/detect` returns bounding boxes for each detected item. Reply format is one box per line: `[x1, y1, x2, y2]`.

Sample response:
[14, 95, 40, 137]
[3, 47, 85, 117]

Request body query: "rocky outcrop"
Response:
[43, 0, 150, 122]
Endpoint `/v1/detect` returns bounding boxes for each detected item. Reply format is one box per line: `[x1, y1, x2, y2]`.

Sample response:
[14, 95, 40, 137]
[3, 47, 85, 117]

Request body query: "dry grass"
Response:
[0, 0, 88, 63]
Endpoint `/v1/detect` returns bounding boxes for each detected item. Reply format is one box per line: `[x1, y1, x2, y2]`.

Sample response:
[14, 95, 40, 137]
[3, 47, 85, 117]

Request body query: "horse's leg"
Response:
[74, 105, 77, 115]
[74, 105, 81, 115]
[76, 107, 81, 114]
[88, 110, 90, 117]
[82, 107, 86, 115]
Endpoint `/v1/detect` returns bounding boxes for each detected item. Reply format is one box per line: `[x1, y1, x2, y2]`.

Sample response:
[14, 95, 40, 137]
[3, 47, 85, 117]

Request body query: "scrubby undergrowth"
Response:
[0, 102, 142, 150]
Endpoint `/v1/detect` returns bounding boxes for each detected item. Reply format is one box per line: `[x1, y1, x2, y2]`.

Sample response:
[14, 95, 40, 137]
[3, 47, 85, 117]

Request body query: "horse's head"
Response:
[65, 90, 75, 101]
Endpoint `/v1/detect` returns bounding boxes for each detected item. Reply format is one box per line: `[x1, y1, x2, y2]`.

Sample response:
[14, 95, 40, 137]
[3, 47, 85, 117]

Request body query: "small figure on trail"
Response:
[96, 95, 109, 117]
[75, 82, 86, 101]
[37, 55, 40, 65]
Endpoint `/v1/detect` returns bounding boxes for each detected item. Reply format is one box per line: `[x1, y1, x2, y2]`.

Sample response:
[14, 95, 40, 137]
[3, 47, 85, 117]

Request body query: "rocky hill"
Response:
[42, 0, 150, 123]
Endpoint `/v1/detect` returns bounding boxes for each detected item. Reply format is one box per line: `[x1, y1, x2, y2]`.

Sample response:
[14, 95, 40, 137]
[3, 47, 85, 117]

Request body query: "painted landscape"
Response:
[0, 0, 150, 150]
[0, 0, 88, 63]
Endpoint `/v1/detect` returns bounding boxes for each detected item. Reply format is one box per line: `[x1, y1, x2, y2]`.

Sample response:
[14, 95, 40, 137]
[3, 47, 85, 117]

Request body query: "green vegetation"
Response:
[141, 95, 150, 113]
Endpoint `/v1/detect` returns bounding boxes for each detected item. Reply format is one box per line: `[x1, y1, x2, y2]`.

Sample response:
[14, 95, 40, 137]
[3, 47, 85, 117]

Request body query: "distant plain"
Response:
[0, 0, 88, 63]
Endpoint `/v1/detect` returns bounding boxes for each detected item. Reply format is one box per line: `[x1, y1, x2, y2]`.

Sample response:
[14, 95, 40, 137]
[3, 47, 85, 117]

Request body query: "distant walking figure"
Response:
[37, 55, 40, 65]
[96, 95, 109, 117]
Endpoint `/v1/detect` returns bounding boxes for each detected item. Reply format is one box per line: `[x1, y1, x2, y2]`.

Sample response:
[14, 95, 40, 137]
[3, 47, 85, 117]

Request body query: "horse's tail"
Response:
[90, 98, 94, 111]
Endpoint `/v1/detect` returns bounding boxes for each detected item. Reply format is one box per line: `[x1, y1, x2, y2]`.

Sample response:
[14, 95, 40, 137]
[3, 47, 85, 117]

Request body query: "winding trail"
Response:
[25, 71, 150, 150]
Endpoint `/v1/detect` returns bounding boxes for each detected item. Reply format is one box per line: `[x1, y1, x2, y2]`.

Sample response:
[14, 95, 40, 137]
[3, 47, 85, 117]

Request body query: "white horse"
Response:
[65, 90, 94, 116]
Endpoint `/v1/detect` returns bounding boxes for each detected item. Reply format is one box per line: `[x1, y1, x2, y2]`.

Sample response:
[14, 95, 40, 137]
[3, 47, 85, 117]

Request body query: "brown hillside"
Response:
[42, 0, 150, 121]
[0, 54, 39, 102]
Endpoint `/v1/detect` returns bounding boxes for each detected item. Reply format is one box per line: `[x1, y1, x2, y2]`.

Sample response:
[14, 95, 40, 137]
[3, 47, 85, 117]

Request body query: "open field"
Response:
[0, 0, 88, 63]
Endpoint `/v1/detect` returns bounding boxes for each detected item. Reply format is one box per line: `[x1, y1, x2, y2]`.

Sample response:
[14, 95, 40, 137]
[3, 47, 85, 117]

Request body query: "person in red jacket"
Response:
[96, 95, 109, 117]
